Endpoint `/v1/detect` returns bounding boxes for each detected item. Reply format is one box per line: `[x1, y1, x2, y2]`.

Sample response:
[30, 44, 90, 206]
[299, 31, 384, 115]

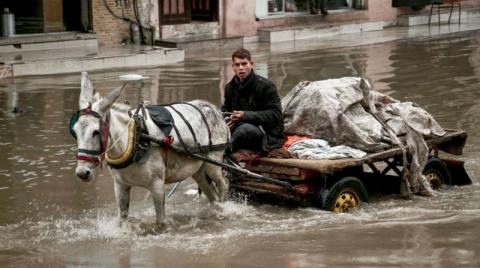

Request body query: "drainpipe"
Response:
[132, 0, 155, 46]
[102, 0, 155, 45]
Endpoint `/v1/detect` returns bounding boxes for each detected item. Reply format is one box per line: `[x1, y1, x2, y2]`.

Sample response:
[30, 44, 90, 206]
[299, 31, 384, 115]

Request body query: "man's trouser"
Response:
[230, 123, 264, 152]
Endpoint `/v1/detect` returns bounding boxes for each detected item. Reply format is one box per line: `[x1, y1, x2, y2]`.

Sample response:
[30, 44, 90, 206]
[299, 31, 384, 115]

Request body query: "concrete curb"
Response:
[1, 47, 184, 77]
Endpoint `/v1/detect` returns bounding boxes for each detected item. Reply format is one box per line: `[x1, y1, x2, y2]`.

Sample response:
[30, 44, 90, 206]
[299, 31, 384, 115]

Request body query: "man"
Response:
[310, 0, 328, 15]
[221, 48, 285, 154]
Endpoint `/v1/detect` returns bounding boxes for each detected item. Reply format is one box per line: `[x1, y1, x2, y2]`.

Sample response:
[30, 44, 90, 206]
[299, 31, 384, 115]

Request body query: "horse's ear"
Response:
[79, 72, 94, 110]
[96, 83, 127, 114]
[93, 92, 101, 103]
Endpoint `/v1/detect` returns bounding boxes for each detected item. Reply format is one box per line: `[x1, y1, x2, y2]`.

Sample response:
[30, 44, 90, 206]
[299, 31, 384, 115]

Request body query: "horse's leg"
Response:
[150, 178, 167, 232]
[192, 170, 219, 203]
[114, 180, 131, 225]
[204, 162, 230, 202]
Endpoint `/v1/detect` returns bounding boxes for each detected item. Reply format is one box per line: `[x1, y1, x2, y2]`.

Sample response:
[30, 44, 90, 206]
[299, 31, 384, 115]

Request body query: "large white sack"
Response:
[282, 77, 390, 152]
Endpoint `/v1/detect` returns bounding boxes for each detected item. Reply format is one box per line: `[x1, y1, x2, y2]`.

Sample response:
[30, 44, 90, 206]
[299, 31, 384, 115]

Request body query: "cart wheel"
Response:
[313, 176, 368, 213]
[423, 157, 452, 189]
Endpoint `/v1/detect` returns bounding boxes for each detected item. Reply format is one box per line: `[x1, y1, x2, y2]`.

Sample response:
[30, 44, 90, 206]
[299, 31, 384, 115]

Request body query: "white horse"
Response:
[71, 72, 230, 231]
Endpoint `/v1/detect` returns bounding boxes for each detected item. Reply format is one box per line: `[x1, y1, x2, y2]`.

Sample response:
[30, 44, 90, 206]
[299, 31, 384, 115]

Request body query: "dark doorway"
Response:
[63, 0, 82, 31]
[1, 0, 44, 34]
[191, 0, 218, 21]
[63, 0, 91, 32]
[0, 0, 90, 35]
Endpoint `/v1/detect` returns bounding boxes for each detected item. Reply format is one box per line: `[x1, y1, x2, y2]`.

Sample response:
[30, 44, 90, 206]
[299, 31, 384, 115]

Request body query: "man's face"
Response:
[232, 57, 253, 81]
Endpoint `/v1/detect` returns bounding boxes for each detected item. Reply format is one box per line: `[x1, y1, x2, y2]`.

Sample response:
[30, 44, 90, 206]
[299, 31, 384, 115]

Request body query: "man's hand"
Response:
[227, 110, 245, 129]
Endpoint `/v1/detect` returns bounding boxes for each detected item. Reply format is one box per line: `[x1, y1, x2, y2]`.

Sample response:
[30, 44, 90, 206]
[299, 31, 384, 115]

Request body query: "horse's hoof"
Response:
[117, 218, 127, 228]
[153, 222, 167, 234]
[220, 193, 230, 203]
[211, 202, 223, 212]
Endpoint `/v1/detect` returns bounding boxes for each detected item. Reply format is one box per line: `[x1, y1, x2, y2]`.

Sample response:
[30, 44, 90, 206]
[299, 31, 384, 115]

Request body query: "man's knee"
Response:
[231, 123, 263, 151]
[232, 123, 262, 138]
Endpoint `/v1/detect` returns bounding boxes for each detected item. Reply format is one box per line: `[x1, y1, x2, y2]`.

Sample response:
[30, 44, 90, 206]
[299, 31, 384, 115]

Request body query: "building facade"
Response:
[1, 0, 479, 46]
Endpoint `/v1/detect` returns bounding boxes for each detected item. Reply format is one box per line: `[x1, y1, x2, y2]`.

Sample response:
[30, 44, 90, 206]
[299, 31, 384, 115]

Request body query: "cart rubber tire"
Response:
[423, 157, 452, 189]
[313, 176, 368, 213]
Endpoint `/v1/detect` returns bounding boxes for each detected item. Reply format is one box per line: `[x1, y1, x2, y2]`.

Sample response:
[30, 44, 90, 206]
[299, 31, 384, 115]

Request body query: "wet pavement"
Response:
[0, 31, 479, 267]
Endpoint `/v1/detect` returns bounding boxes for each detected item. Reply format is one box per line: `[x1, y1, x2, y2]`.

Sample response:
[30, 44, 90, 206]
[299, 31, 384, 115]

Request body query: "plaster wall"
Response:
[223, 0, 480, 37]
[223, 0, 411, 37]
[150, 0, 160, 39]
[365, 0, 409, 22]
[223, 0, 257, 36]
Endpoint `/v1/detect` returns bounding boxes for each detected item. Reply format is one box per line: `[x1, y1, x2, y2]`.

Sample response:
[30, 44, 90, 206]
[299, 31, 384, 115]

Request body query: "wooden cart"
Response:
[227, 129, 472, 213]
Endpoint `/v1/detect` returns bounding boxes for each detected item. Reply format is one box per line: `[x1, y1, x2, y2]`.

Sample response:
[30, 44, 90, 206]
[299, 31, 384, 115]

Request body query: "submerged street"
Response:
[0, 31, 480, 267]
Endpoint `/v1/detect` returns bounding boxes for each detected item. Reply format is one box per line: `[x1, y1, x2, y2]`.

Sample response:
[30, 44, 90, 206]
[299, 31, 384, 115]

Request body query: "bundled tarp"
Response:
[287, 138, 367, 160]
[281, 77, 446, 196]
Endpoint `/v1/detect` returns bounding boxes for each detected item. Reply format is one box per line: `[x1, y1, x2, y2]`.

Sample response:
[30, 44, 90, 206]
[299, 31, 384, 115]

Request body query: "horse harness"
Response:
[165, 102, 230, 154]
[70, 102, 230, 169]
[69, 106, 109, 166]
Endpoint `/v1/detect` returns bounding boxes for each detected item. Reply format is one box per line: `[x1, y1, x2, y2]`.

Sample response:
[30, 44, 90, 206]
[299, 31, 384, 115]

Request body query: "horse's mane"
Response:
[111, 102, 131, 113]
[110, 103, 132, 123]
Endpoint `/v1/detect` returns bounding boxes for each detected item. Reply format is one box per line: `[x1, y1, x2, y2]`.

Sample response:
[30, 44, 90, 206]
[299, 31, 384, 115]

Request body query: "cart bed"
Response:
[229, 129, 470, 203]
[244, 129, 467, 177]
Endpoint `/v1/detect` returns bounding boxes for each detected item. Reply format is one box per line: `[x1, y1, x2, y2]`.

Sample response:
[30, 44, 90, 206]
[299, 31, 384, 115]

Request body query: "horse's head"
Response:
[70, 72, 125, 182]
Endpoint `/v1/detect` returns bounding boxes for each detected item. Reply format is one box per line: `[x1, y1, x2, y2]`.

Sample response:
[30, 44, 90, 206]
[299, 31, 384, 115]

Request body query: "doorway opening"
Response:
[0, 0, 91, 35]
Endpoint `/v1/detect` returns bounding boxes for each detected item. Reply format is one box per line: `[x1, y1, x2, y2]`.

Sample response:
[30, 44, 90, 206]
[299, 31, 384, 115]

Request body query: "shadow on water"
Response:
[1, 32, 480, 267]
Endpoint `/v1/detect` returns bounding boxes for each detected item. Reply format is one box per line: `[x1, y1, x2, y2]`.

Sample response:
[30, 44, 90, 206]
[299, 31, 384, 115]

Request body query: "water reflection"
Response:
[0, 32, 480, 267]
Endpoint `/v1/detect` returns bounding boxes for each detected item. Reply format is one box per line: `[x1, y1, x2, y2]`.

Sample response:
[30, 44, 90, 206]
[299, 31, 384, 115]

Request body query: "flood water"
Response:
[1, 32, 480, 267]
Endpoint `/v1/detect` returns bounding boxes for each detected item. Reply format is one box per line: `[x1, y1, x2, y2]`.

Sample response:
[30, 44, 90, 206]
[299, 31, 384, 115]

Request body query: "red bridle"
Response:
[71, 108, 110, 166]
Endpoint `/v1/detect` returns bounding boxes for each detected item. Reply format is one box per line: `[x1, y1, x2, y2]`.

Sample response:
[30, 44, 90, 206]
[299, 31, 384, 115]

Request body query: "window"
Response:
[268, 0, 285, 14]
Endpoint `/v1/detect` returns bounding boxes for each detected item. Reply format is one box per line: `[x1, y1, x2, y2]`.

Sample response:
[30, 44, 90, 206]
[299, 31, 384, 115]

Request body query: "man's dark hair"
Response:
[232, 48, 252, 62]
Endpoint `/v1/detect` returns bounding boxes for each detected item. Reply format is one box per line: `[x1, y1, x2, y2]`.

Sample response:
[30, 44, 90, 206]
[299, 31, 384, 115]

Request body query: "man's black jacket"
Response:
[221, 71, 285, 151]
